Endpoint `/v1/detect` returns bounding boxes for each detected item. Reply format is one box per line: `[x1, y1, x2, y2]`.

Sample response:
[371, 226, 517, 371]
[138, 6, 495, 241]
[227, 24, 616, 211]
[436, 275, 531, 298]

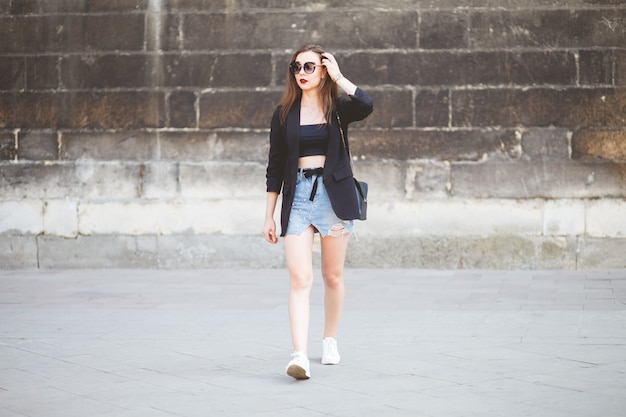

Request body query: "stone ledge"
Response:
[2, 234, 624, 270]
[33, 234, 283, 269]
[450, 161, 626, 198]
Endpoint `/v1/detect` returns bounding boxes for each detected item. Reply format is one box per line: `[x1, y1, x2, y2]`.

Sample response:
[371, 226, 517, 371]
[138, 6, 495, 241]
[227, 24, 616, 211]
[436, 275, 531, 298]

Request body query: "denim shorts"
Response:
[285, 169, 354, 237]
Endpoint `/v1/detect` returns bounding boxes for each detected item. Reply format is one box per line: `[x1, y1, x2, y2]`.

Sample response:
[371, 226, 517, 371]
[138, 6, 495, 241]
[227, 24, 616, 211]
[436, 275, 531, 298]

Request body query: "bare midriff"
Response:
[298, 155, 326, 169]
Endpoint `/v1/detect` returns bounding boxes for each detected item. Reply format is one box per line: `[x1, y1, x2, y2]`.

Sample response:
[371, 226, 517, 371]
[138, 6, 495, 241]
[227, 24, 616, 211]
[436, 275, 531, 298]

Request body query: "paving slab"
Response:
[0, 269, 625, 417]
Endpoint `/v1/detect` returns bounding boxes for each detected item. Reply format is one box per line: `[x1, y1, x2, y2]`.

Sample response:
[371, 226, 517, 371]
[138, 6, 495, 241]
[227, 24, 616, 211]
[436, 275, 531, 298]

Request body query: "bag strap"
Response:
[337, 112, 366, 202]
[336, 112, 355, 170]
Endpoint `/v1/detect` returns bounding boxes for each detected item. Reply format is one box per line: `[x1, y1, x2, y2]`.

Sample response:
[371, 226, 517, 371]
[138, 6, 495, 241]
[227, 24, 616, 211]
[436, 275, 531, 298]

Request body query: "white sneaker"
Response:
[321, 337, 341, 365]
[286, 351, 310, 380]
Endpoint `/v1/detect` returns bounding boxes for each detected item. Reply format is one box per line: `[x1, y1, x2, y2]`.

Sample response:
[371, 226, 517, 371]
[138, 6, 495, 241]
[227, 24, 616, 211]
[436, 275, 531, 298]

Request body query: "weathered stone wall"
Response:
[1, 0, 625, 269]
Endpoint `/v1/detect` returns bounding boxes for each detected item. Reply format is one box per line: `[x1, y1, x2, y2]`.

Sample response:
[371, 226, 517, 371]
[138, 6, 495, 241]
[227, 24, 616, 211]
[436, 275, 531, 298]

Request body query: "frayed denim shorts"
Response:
[285, 168, 354, 237]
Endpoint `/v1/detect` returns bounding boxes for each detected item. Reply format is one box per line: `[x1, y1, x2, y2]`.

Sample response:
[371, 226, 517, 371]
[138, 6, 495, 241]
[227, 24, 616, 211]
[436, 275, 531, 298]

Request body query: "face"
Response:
[291, 50, 325, 91]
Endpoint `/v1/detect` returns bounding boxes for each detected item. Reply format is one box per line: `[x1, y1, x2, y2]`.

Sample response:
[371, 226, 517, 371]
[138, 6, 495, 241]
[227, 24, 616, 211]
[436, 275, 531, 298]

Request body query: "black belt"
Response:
[301, 168, 323, 201]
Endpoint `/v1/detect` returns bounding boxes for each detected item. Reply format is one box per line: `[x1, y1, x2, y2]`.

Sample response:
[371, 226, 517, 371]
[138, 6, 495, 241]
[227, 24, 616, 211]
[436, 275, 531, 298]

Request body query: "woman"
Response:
[263, 44, 373, 380]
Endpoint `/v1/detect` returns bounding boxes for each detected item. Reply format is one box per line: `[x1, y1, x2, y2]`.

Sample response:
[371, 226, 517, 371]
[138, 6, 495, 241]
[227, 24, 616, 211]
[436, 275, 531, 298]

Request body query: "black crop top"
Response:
[299, 124, 329, 157]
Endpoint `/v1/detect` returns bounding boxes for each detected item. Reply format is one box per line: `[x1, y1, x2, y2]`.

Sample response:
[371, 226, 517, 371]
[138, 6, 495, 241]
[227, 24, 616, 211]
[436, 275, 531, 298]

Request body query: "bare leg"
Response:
[284, 226, 315, 354]
[320, 225, 350, 339]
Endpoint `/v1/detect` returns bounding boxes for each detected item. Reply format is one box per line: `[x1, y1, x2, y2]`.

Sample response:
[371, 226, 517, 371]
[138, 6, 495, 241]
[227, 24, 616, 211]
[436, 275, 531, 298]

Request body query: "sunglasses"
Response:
[290, 61, 323, 74]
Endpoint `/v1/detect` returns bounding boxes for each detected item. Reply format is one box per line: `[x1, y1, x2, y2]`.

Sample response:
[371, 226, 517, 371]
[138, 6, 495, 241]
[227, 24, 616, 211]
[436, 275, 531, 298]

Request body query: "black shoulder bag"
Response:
[336, 113, 368, 221]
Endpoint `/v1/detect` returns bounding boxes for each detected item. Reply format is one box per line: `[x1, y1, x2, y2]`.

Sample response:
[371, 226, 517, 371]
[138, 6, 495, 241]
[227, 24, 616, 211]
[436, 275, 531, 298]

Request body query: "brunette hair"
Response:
[278, 44, 338, 126]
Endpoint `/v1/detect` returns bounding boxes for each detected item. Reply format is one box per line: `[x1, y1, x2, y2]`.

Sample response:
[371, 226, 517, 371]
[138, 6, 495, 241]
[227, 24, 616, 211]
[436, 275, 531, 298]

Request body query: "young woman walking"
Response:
[263, 44, 373, 380]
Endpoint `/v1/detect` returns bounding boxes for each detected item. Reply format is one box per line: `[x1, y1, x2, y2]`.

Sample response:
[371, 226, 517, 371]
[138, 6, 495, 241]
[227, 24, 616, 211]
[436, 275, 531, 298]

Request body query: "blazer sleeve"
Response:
[266, 107, 286, 193]
[336, 87, 374, 124]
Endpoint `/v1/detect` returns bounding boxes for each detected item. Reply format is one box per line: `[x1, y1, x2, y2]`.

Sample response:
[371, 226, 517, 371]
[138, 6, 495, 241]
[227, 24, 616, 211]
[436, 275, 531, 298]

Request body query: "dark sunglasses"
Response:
[290, 61, 322, 74]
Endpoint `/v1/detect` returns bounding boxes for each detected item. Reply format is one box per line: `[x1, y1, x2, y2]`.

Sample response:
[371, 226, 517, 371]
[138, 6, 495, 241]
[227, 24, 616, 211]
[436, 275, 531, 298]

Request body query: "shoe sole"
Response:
[321, 358, 340, 365]
[287, 364, 310, 380]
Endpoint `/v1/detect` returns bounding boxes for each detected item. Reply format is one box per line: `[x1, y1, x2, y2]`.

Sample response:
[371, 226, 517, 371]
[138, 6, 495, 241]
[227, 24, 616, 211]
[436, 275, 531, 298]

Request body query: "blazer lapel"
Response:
[286, 99, 301, 154]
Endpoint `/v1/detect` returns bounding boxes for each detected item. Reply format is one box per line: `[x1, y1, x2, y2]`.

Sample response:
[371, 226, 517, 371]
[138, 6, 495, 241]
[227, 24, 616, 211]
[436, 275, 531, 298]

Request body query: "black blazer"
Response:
[266, 88, 374, 236]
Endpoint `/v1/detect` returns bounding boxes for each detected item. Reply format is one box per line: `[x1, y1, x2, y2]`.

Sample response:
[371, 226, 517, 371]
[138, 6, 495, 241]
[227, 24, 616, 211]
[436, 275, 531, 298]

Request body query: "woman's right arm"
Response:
[264, 108, 285, 244]
[263, 192, 279, 244]
[266, 108, 286, 193]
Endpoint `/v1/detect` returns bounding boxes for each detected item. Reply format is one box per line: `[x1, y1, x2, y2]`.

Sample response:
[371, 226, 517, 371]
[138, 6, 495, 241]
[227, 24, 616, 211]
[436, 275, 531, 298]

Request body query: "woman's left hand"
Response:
[321, 52, 341, 80]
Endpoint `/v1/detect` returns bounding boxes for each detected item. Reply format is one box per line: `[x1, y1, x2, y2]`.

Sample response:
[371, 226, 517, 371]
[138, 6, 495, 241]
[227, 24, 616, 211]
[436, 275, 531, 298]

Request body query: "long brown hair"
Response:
[278, 44, 338, 126]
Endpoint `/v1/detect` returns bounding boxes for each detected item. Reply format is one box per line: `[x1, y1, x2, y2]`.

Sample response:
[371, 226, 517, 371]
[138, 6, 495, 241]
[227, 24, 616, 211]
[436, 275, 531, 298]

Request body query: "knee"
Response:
[323, 270, 344, 290]
[290, 273, 313, 292]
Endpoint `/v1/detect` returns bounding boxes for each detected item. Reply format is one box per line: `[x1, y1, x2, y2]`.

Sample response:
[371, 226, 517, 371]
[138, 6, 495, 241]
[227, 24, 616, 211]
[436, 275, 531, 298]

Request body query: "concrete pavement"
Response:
[0, 268, 625, 417]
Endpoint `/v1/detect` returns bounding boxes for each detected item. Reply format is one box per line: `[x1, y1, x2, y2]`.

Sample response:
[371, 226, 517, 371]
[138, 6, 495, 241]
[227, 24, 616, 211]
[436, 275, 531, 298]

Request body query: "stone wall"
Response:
[1, 0, 625, 269]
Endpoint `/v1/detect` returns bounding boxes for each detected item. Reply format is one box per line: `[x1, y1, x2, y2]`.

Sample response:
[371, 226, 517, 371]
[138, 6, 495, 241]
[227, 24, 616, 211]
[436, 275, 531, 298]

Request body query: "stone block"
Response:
[83, 0, 148, 12]
[451, 161, 626, 198]
[420, 10, 469, 49]
[352, 160, 450, 201]
[163, 53, 271, 88]
[586, 199, 626, 238]
[177, 162, 265, 199]
[156, 234, 283, 268]
[0, 92, 156, 129]
[164, 0, 228, 11]
[346, 235, 578, 269]
[44, 199, 78, 237]
[78, 199, 263, 235]
[521, 128, 570, 160]
[0, 200, 43, 234]
[542, 200, 585, 236]
[182, 10, 417, 50]
[60, 132, 157, 160]
[61, 55, 150, 89]
[0, 235, 38, 269]
[38, 235, 158, 268]
[0, 57, 24, 91]
[353, 129, 518, 161]
[168, 91, 197, 128]
[0, 92, 164, 129]
[452, 88, 626, 128]
[199, 91, 280, 129]
[362, 90, 412, 128]
[579, 50, 613, 85]
[469, 9, 626, 48]
[577, 237, 626, 269]
[0, 162, 144, 199]
[25, 56, 58, 91]
[342, 52, 417, 86]
[454, 236, 576, 270]
[159, 131, 268, 162]
[73, 162, 145, 199]
[344, 51, 576, 87]
[64, 92, 164, 129]
[140, 162, 180, 199]
[572, 130, 626, 161]
[78, 202, 164, 235]
[404, 160, 451, 198]
[159, 12, 183, 50]
[0, 93, 58, 129]
[0, 15, 144, 53]
[0, 133, 16, 160]
[415, 89, 449, 127]
[17, 131, 58, 161]
[357, 199, 543, 238]
[34, 233, 284, 268]
[26, 56, 59, 90]
[616, 50, 626, 86]
[414, 1, 623, 10]
[0, 15, 78, 53]
[7, 0, 147, 13]
[82, 14, 147, 51]
[351, 160, 407, 201]
[414, 199, 543, 237]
